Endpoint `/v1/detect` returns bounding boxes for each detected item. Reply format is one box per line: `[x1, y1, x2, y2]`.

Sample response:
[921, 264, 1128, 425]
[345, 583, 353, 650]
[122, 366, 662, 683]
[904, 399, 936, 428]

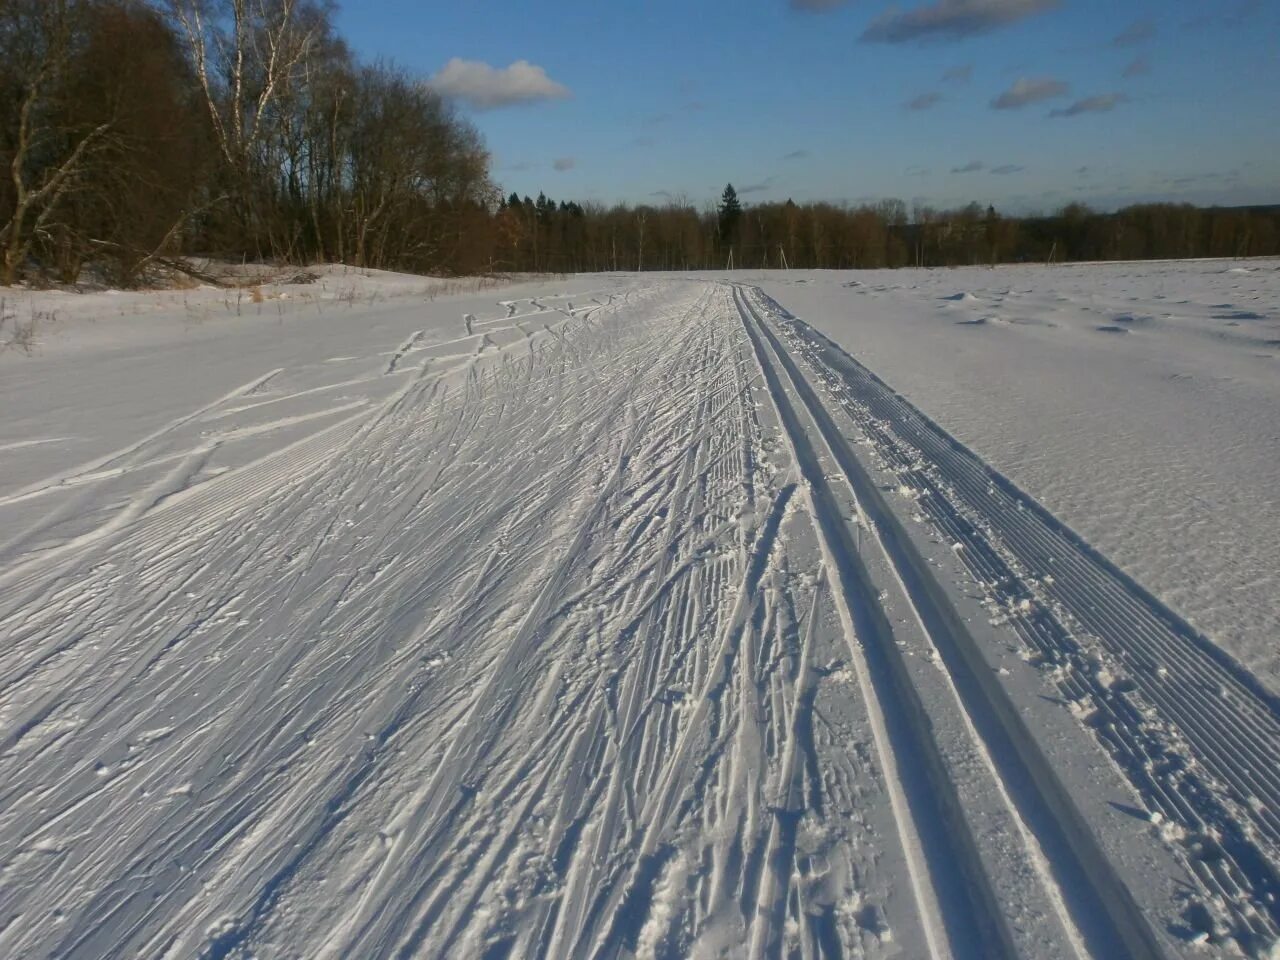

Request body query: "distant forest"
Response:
[491, 188, 1280, 274]
[3, 1, 1278, 287]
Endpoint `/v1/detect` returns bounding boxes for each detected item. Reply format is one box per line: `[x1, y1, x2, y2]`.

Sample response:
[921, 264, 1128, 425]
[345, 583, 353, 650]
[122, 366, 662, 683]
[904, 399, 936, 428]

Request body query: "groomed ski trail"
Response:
[0, 279, 1272, 959]
[736, 282, 1280, 959]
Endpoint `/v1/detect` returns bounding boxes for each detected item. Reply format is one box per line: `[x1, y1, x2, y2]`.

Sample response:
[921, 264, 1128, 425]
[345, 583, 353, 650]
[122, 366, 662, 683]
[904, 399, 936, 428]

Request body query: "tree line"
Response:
[1, 0, 492, 286]
[2, 1, 1277, 288]
[492, 185, 1280, 274]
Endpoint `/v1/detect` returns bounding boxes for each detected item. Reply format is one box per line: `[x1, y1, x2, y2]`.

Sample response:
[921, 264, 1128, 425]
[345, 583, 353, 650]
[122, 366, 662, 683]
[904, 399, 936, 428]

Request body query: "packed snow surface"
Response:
[757, 261, 1280, 695]
[0, 263, 1277, 959]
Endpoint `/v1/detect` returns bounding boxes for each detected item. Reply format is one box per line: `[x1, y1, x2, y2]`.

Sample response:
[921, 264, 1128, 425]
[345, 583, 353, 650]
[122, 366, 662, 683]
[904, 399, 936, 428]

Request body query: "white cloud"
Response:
[991, 76, 1069, 109]
[428, 59, 571, 110]
[1050, 93, 1127, 118]
[907, 91, 943, 110]
[1122, 56, 1150, 78]
[1181, 0, 1262, 30]
[863, 0, 1060, 43]
[1113, 18, 1156, 46]
[791, 0, 850, 10]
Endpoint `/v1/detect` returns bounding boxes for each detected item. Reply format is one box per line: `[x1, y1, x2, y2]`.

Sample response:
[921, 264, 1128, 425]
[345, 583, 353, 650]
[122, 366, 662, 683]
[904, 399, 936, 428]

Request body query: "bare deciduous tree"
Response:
[0, 0, 114, 285]
[167, 0, 325, 255]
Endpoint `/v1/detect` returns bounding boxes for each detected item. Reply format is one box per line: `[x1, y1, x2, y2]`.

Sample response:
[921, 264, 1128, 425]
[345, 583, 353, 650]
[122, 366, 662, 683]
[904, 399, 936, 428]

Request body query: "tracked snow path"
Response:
[735, 285, 1175, 960]
[0, 278, 1272, 959]
[0, 282, 925, 959]
[736, 284, 1280, 958]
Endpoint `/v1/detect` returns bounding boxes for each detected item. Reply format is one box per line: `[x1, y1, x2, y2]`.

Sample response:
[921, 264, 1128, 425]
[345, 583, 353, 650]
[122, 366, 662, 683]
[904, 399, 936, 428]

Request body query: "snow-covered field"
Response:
[753, 261, 1280, 698]
[0, 262, 1277, 959]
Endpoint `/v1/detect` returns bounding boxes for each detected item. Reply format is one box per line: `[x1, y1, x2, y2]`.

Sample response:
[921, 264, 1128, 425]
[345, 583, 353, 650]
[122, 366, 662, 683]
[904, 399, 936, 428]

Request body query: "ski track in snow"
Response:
[0, 278, 1276, 959]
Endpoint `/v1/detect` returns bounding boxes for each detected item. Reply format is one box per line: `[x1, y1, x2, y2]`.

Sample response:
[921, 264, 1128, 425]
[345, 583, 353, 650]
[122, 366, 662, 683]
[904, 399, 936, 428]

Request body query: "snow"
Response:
[1, 262, 1277, 958]
[755, 259, 1280, 696]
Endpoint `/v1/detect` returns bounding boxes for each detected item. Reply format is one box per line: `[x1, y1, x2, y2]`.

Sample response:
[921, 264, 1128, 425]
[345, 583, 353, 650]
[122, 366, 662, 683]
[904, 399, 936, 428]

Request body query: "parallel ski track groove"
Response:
[736, 282, 1180, 960]
[736, 283, 1012, 960]
[752, 285, 1280, 954]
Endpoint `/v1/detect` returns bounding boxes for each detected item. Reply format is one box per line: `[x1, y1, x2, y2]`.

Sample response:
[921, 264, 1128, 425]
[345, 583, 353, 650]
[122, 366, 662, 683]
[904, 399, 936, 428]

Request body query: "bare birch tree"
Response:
[0, 0, 113, 285]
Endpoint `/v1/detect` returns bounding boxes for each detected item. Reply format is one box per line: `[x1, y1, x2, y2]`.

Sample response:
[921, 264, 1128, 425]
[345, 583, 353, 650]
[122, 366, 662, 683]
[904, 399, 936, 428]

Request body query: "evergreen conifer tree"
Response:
[719, 184, 742, 249]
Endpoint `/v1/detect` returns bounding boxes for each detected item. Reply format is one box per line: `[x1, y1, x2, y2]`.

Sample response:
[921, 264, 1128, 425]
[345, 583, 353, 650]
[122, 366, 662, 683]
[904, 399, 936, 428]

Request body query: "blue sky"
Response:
[336, 0, 1280, 213]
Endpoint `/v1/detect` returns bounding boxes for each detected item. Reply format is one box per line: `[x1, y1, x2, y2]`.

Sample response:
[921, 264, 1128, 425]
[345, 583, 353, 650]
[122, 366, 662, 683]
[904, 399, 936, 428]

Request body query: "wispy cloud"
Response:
[782, 149, 811, 160]
[552, 157, 575, 172]
[1182, 0, 1261, 30]
[790, 0, 850, 10]
[990, 164, 1024, 174]
[942, 63, 974, 83]
[738, 178, 776, 194]
[1050, 93, 1126, 118]
[1167, 172, 1234, 188]
[429, 59, 571, 110]
[951, 160, 985, 173]
[906, 92, 943, 110]
[1112, 18, 1156, 46]
[991, 76, 1069, 109]
[1122, 55, 1150, 78]
[862, 0, 1060, 43]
